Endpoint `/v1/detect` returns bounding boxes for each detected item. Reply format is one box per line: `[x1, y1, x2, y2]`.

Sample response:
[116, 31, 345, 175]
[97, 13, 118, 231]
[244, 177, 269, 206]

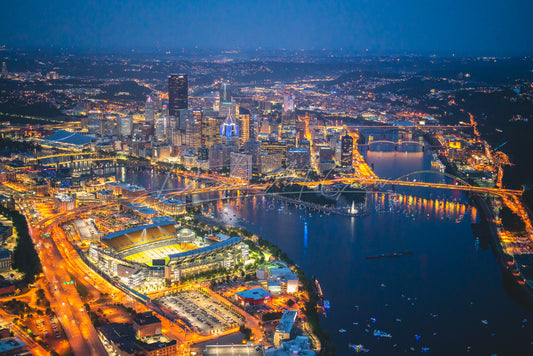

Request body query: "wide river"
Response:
[116, 139, 532, 355]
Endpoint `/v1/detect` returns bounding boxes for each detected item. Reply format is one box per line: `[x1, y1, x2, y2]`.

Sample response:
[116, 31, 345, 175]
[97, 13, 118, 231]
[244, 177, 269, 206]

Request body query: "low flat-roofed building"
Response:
[0, 222, 12, 242]
[0, 249, 13, 272]
[133, 312, 162, 338]
[265, 336, 314, 356]
[96, 190, 113, 200]
[267, 280, 282, 294]
[0, 280, 15, 296]
[0, 328, 11, 339]
[123, 203, 159, 221]
[0, 337, 28, 355]
[107, 182, 147, 198]
[98, 323, 176, 356]
[274, 310, 297, 347]
[137, 339, 177, 356]
[154, 197, 186, 216]
[98, 323, 137, 356]
[54, 193, 76, 213]
[203, 344, 265, 356]
[235, 287, 271, 305]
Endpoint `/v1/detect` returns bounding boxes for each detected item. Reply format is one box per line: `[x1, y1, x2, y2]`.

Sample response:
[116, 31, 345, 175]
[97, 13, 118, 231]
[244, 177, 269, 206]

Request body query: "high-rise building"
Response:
[283, 94, 295, 113]
[220, 82, 231, 104]
[261, 140, 287, 165]
[219, 102, 236, 118]
[202, 116, 220, 148]
[209, 143, 238, 172]
[220, 112, 239, 140]
[250, 113, 259, 140]
[238, 110, 250, 146]
[286, 148, 310, 170]
[155, 116, 167, 140]
[242, 140, 261, 175]
[87, 110, 103, 135]
[259, 152, 283, 174]
[145, 96, 155, 124]
[1, 62, 7, 78]
[230, 152, 253, 181]
[209, 144, 228, 172]
[340, 134, 354, 167]
[168, 74, 188, 116]
[119, 116, 133, 137]
[281, 94, 296, 136]
[319, 146, 334, 162]
[178, 109, 192, 130]
[185, 119, 202, 149]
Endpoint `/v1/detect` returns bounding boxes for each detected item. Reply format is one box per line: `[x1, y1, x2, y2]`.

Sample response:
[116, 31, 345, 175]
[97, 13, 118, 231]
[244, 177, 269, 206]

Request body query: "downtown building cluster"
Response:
[70, 73, 357, 183]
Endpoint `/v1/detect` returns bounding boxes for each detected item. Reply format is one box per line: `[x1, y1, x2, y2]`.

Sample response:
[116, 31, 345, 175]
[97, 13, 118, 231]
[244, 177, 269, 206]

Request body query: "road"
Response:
[33, 224, 108, 356]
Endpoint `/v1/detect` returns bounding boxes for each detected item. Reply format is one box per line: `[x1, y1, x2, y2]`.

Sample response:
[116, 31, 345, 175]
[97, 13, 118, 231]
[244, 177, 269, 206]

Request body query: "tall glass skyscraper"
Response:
[220, 82, 231, 104]
[168, 74, 188, 116]
[340, 134, 354, 167]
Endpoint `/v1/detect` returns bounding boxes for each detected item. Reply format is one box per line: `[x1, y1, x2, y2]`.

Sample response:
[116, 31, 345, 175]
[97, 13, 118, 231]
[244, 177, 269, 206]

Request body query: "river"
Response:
[115, 139, 532, 355]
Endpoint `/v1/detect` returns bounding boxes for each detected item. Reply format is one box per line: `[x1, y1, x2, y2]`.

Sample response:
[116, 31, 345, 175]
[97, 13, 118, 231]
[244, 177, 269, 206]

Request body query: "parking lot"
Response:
[157, 290, 243, 335]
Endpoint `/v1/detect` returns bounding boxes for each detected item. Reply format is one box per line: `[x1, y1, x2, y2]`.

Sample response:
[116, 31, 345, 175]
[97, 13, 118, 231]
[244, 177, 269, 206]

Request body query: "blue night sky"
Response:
[1, 0, 532, 54]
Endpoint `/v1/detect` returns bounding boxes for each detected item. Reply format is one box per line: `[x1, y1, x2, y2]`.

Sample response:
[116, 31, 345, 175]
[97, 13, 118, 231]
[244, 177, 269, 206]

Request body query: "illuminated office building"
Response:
[340, 134, 354, 168]
[145, 96, 154, 124]
[168, 74, 188, 116]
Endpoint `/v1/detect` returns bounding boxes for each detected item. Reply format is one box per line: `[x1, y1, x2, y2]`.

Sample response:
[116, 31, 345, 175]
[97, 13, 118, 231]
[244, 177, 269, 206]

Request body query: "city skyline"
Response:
[0, 0, 532, 55]
[1, 2, 533, 354]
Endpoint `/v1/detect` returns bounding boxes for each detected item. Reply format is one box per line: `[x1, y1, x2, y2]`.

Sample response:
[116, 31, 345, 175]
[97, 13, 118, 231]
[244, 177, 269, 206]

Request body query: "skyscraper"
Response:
[168, 74, 188, 116]
[145, 96, 155, 124]
[1, 62, 8, 78]
[238, 107, 250, 145]
[155, 115, 167, 140]
[119, 116, 133, 137]
[281, 94, 296, 135]
[185, 118, 202, 149]
[340, 134, 354, 168]
[220, 82, 231, 104]
[220, 112, 239, 140]
[283, 94, 295, 113]
[219, 102, 236, 118]
[202, 117, 220, 148]
[230, 152, 253, 181]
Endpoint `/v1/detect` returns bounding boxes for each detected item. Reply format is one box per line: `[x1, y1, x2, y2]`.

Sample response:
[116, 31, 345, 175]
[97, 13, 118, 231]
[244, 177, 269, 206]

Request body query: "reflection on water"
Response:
[110, 147, 533, 355]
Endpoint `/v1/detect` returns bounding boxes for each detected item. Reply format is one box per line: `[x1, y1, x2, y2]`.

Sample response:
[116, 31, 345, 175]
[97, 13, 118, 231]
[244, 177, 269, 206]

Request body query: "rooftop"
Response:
[276, 310, 297, 335]
[98, 323, 136, 354]
[43, 130, 94, 146]
[0, 337, 26, 353]
[236, 287, 271, 301]
[168, 236, 242, 261]
[203, 344, 265, 356]
[134, 312, 161, 326]
[101, 221, 175, 242]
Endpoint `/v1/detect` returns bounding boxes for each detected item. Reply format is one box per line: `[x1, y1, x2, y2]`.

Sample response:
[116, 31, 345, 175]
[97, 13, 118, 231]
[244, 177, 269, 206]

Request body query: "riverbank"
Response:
[428, 132, 533, 308]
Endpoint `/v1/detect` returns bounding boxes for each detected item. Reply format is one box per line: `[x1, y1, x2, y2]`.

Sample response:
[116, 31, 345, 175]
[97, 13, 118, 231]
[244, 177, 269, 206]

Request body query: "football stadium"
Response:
[89, 221, 247, 289]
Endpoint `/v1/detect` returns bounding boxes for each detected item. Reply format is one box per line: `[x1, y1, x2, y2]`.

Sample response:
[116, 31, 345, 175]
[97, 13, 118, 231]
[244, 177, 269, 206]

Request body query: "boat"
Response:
[323, 299, 330, 310]
[366, 250, 413, 259]
[349, 344, 369, 353]
[373, 330, 392, 338]
[314, 278, 324, 297]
